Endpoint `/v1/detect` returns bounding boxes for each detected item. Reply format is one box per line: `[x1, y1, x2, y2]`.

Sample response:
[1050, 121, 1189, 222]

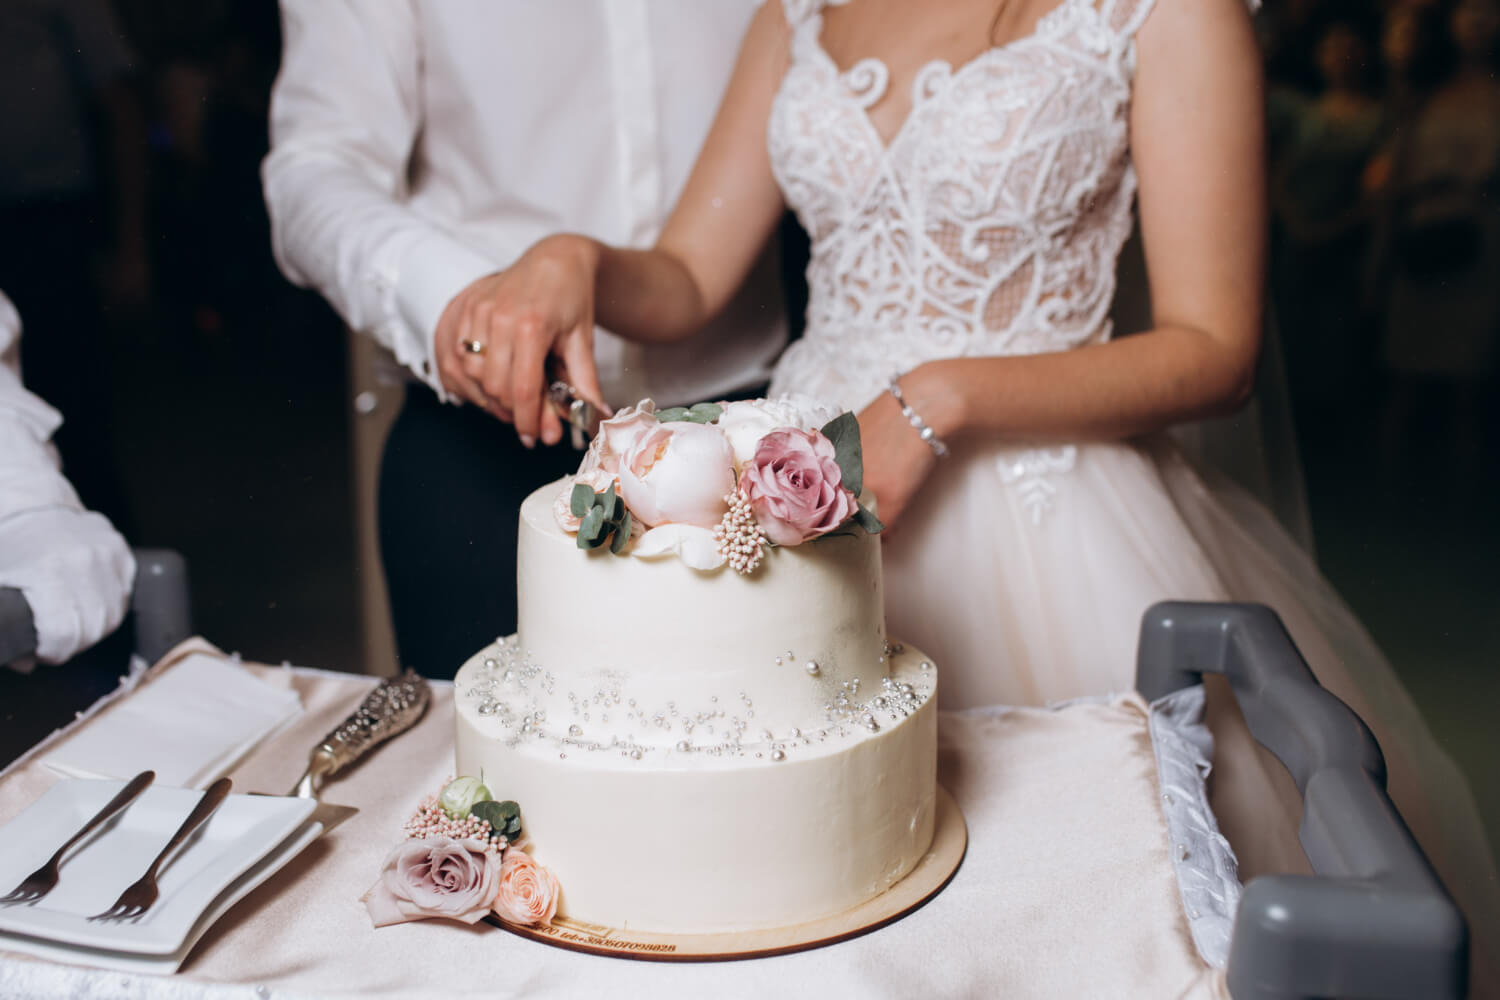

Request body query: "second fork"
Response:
[89, 777, 233, 923]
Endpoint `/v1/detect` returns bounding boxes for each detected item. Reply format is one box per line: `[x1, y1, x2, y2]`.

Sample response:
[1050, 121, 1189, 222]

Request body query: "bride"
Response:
[448, 0, 1497, 978]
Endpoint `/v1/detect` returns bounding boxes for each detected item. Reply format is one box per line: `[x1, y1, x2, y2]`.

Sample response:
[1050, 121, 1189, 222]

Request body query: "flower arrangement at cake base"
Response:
[363, 776, 561, 930]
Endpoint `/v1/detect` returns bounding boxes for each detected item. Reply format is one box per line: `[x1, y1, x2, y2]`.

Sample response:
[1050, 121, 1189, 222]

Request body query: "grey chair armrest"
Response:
[0, 585, 38, 666]
[130, 548, 192, 664]
[1137, 601, 1467, 1000]
[0, 549, 191, 669]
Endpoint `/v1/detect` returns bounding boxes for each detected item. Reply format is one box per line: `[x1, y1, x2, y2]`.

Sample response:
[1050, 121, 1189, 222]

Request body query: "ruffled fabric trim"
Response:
[1148, 685, 1242, 968]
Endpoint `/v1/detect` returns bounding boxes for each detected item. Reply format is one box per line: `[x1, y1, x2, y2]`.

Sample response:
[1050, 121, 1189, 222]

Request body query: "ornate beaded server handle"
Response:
[300, 670, 431, 791]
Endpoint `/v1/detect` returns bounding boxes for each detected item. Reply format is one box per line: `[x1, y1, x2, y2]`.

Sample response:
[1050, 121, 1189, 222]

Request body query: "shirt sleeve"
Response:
[261, 0, 500, 399]
[0, 292, 134, 665]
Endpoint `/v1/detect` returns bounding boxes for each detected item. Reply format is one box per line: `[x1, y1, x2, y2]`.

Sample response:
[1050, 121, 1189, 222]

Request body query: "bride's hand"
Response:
[856, 392, 939, 532]
[435, 234, 608, 447]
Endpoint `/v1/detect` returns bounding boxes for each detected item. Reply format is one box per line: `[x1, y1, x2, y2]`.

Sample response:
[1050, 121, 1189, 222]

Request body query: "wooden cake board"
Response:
[486, 785, 967, 962]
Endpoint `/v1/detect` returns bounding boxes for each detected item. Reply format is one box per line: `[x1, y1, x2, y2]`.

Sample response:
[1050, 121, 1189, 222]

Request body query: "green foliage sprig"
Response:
[654, 402, 723, 424]
[818, 413, 884, 534]
[571, 482, 633, 554]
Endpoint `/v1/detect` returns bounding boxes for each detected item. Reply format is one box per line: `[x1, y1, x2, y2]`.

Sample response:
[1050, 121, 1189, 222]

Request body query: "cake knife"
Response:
[254, 670, 432, 835]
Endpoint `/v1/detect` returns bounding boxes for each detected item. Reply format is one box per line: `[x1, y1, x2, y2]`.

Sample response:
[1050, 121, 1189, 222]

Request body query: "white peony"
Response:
[618, 421, 737, 529]
[716, 396, 841, 470]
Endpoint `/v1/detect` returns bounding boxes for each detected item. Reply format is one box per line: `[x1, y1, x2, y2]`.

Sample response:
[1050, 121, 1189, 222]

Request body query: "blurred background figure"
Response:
[1367, 0, 1500, 492]
[0, 0, 148, 536]
[0, 289, 135, 751]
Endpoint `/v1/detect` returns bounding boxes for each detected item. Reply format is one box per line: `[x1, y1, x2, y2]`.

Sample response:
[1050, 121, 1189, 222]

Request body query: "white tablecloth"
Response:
[0, 644, 1234, 999]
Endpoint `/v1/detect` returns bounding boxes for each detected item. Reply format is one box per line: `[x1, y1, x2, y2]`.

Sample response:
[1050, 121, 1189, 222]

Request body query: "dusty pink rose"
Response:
[363, 837, 500, 928]
[578, 401, 659, 477]
[618, 422, 736, 528]
[492, 850, 561, 927]
[740, 428, 858, 546]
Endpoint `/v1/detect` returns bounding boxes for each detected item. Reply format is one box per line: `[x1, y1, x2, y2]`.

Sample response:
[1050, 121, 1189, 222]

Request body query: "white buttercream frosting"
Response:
[454, 465, 938, 932]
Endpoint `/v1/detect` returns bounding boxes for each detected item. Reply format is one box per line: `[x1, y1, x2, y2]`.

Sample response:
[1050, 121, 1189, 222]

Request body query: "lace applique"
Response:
[768, 0, 1164, 517]
[998, 446, 1078, 524]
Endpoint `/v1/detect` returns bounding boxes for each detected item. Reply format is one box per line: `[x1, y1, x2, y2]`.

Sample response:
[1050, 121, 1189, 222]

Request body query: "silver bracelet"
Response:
[887, 375, 950, 458]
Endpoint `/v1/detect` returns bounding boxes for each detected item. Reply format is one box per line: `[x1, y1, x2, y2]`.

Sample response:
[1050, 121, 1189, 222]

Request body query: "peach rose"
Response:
[618, 421, 736, 528]
[363, 837, 499, 928]
[578, 401, 658, 477]
[739, 428, 858, 545]
[492, 849, 561, 927]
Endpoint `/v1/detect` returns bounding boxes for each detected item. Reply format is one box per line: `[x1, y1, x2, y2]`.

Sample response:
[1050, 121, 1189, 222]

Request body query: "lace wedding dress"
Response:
[766, 0, 1498, 983]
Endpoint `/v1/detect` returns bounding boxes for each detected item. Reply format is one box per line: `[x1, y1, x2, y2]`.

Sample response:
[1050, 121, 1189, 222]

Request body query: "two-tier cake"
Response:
[453, 398, 938, 933]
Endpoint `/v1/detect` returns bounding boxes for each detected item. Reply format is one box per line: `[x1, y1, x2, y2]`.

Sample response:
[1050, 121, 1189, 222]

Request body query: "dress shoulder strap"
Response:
[777, 0, 848, 29]
[1096, 0, 1260, 42]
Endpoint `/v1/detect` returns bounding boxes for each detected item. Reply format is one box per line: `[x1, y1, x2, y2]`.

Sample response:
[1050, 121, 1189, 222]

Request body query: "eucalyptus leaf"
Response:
[570, 483, 594, 518]
[686, 402, 723, 423]
[577, 505, 606, 548]
[820, 412, 864, 498]
[655, 406, 689, 423]
[610, 509, 633, 554]
[854, 503, 884, 535]
[471, 799, 523, 838]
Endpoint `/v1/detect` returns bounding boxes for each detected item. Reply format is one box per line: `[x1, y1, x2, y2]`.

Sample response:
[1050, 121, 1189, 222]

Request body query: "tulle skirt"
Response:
[772, 358, 1499, 992]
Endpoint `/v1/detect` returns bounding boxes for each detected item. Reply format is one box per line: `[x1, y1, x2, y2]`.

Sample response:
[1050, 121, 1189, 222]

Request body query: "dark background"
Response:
[3, 0, 1497, 853]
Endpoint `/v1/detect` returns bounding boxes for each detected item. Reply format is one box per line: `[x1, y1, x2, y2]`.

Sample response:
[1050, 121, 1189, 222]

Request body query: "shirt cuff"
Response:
[393, 231, 501, 401]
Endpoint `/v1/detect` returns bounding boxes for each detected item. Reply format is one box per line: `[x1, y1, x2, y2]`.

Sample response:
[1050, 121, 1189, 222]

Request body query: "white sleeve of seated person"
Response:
[261, 0, 499, 401]
[0, 291, 135, 665]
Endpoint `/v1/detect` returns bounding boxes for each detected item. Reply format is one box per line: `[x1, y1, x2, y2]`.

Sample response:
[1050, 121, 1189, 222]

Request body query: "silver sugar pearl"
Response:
[484, 658, 498, 670]
[676, 740, 691, 752]
[568, 724, 583, 737]
[805, 660, 821, 677]
[790, 727, 802, 738]
[630, 749, 643, 761]
[770, 749, 786, 762]
[920, 661, 932, 670]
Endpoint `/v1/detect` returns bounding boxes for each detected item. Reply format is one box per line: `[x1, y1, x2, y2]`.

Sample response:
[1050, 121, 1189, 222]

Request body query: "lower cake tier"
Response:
[454, 643, 939, 934]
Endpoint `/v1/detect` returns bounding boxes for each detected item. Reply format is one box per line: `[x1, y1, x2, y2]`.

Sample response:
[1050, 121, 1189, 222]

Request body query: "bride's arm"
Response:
[461, 4, 791, 446]
[868, 0, 1265, 525]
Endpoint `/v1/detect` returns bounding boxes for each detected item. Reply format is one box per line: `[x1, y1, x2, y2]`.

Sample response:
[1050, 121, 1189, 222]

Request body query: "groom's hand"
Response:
[436, 235, 608, 447]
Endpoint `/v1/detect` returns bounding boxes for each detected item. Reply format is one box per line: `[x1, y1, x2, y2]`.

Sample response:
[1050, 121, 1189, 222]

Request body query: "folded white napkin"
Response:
[41, 653, 302, 788]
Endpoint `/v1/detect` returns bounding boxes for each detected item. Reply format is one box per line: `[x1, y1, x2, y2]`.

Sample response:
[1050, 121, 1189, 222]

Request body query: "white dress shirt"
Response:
[263, 0, 786, 408]
[0, 291, 133, 666]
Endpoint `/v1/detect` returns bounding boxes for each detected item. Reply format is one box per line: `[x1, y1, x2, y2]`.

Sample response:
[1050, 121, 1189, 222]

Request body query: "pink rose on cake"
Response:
[492, 849, 561, 927]
[363, 837, 500, 927]
[740, 428, 858, 545]
[716, 396, 839, 470]
[619, 422, 736, 529]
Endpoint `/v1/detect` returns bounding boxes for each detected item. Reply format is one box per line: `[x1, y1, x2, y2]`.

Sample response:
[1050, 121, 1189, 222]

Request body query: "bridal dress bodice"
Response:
[769, 0, 1158, 397]
[767, 0, 1167, 516]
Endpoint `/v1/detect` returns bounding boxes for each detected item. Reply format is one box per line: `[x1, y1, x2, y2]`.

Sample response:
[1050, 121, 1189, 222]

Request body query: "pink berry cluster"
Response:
[402, 793, 505, 850]
[714, 488, 768, 574]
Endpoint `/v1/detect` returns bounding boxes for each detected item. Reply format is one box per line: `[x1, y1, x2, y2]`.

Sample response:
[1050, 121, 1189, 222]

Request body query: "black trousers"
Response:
[377, 387, 581, 678]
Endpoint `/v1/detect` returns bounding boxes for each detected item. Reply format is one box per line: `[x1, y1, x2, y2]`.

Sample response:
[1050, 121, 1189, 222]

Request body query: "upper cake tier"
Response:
[514, 482, 887, 743]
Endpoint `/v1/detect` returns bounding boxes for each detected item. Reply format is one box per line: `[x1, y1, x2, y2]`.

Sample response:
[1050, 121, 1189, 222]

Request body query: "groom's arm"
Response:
[262, 0, 497, 405]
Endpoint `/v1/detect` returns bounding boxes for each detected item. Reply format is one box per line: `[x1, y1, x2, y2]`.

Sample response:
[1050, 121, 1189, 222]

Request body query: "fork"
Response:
[89, 777, 233, 923]
[0, 770, 156, 906]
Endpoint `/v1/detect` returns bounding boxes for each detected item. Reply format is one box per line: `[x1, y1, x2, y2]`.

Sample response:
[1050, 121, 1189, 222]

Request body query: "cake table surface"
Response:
[0, 644, 1230, 1000]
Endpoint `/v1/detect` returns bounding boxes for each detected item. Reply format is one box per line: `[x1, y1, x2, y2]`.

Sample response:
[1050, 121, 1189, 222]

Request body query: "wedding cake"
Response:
[454, 398, 938, 933]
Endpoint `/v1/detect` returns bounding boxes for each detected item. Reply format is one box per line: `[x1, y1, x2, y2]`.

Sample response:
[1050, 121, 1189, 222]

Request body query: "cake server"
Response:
[547, 377, 603, 449]
[254, 670, 432, 835]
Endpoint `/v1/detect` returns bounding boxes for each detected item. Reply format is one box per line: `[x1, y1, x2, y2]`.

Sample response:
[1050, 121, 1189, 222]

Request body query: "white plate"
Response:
[0, 779, 316, 955]
[0, 818, 323, 975]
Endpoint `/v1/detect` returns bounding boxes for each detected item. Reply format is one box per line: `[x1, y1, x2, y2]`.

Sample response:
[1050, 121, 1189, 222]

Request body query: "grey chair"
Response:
[1138, 601, 1468, 1000]
[0, 548, 192, 668]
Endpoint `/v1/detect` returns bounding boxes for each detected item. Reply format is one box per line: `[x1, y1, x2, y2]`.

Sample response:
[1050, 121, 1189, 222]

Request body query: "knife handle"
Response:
[307, 669, 431, 782]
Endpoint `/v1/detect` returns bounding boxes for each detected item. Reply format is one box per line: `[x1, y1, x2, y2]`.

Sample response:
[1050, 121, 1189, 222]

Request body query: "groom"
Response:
[263, 2, 786, 677]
